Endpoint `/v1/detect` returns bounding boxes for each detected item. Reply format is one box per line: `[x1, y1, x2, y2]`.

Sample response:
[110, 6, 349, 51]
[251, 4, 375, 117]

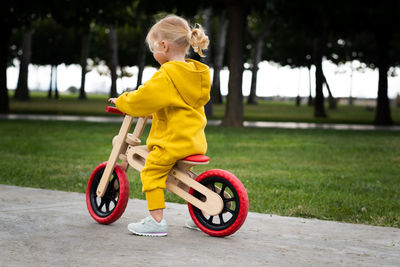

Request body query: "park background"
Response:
[6, 60, 400, 99]
[1, 1, 399, 228]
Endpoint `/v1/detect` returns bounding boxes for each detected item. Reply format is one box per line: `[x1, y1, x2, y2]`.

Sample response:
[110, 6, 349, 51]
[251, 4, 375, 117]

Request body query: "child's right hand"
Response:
[108, 98, 117, 104]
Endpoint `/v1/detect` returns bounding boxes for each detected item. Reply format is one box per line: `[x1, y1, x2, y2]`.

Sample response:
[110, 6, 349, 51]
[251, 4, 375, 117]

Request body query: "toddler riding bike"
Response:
[86, 106, 249, 237]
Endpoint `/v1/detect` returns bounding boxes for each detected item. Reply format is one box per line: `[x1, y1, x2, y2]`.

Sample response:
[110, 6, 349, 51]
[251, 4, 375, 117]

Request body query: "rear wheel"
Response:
[188, 169, 248, 237]
[86, 162, 129, 224]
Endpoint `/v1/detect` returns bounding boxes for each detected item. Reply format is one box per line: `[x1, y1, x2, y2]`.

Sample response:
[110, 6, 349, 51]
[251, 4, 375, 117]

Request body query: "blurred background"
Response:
[1, 0, 399, 125]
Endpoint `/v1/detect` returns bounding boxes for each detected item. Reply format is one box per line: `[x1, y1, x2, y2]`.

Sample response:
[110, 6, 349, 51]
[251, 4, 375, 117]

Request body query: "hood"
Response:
[161, 59, 210, 108]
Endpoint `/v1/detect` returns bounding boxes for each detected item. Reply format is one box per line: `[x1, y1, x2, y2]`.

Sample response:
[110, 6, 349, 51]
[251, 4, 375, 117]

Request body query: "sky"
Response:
[6, 60, 400, 99]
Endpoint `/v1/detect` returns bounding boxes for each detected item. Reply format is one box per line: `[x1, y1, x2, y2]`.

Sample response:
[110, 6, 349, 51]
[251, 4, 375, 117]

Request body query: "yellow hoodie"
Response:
[116, 59, 211, 164]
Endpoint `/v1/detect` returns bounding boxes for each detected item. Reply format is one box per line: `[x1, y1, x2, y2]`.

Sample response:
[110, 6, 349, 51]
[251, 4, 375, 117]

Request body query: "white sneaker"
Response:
[185, 218, 201, 231]
[128, 216, 168, 237]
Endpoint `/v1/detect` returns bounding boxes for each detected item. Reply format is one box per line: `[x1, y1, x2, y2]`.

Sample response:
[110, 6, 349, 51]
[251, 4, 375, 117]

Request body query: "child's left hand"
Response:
[108, 98, 117, 104]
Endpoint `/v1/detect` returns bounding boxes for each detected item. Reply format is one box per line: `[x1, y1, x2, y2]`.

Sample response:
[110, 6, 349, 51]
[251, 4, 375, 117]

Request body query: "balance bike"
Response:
[86, 106, 249, 237]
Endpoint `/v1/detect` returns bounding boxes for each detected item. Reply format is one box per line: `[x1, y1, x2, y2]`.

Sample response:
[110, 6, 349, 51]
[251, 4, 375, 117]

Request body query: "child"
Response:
[108, 15, 210, 236]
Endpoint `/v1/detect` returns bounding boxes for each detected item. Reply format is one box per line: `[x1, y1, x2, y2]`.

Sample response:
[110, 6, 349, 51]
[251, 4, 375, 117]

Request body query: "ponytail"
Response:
[188, 24, 209, 57]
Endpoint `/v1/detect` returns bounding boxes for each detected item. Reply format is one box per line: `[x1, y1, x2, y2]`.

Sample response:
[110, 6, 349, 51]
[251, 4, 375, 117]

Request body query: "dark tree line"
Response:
[1, 0, 399, 126]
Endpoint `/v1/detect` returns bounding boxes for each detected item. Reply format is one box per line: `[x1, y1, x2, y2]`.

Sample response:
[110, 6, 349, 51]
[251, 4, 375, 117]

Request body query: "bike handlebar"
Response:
[106, 106, 125, 115]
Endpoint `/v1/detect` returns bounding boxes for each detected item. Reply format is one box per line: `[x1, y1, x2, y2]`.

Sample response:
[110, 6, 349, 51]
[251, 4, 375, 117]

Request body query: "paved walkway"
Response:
[0, 185, 399, 266]
[2, 113, 400, 131]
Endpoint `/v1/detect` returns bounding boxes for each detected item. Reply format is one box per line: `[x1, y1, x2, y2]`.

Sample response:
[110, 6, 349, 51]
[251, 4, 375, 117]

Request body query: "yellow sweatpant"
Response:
[141, 147, 176, 211]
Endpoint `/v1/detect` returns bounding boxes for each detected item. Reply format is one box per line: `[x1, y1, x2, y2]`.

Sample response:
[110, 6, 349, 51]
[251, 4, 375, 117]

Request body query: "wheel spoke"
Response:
[98, 198, 105, 210]
[208, 216, 214, 224]
[105, 201, 110, 213]
[224, 197, 235, 203]
[224, 207, 234, 214]
[219, 184, 227, 197]
[219, 214, 225, 225]
[210, 183, 216, 192]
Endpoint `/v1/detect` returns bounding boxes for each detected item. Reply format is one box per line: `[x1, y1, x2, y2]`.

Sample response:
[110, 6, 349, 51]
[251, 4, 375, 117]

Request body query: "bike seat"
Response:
[180, 154, 210, 165]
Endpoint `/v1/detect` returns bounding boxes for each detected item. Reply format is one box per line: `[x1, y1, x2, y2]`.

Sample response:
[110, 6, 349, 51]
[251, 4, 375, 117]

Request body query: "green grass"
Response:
[10, 92, 112, 116]
[1, 119, 399, 228]
[9, 92, 400, 125]
[212, 101, 400, 125]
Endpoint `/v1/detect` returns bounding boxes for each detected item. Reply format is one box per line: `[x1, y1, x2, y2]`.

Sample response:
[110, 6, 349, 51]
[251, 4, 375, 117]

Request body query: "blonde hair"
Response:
[146, 15, 209, 57]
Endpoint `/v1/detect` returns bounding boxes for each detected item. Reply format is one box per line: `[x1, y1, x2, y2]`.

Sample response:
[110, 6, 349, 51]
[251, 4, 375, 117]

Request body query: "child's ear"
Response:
[160, 40, 169, 52]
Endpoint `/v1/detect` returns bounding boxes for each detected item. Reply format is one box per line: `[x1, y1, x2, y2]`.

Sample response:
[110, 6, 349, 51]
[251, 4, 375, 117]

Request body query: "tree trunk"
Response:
[135, 45, 145, 89]
[223, 3, 246, 127]
[313, 39, 326, 118]
[14, 28, 33, 101]
[54, 65, 59, 99]
[307, 65, 313, 106]
[108, 26, 119, 98]
[248, 22, 269, 105]
[374, 37, 392, 125]
[136, 31, 146, 90]
[211, 11, 228, 105]
[349, 61, 354, 105]
[201, 8, 214, 118]
[0, 26, 11, 113]
[48, 65, 53, 99]
[248, 38, 263, 105]
[322, 73, 336, 109]
[79, 31, 91, 100]
[296, 68, 301, 106]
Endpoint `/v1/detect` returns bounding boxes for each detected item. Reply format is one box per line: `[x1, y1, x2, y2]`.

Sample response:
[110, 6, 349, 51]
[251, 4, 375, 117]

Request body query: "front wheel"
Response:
[86, 162, 129, 224]
[188, 169, 249, 237]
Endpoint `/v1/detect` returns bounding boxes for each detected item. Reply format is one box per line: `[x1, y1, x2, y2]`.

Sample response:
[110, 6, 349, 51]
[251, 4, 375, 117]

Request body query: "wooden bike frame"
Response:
[96, 111, 224, 216]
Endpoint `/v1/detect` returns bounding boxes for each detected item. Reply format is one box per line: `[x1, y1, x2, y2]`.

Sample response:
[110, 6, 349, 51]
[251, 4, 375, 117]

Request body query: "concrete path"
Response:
[0, 185, 399, 266]
[2, 113, 400, 131]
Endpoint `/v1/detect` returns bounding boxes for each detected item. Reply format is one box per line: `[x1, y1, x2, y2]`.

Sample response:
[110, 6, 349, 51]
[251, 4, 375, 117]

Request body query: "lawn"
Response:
[9, 92, 400, 125]
[1, 119, 399, 228]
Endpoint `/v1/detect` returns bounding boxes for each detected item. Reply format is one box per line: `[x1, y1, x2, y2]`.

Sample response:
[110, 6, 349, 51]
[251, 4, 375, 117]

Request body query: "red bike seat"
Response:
[181, 154, 210, 163]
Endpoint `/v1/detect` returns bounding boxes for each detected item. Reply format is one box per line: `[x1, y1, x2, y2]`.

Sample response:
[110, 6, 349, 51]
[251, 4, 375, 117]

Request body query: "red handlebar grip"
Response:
[105, 106, 125, 115]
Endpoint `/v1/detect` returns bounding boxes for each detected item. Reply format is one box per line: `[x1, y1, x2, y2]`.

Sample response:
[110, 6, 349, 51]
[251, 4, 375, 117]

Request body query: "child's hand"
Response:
[108, 98, 117, 104]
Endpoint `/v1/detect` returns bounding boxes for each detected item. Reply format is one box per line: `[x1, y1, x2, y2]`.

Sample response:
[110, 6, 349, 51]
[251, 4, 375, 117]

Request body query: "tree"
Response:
[199, 8, 214, 118]
[51, 0, 117, 99]
[326, 0, 399, 125]
[30, 17, 80, 99]
[246, 6, 275, 105]
[133, 18, 152, 89]
[49, 65, 59, 99]
[210, 11, 228, 105]
[352, 1, 399, 125]
[272, 1, 345, 118]
[14, 27, 33, 101]
[0, 1, 48, 113]
[222, 1, 248, 127]
[313, 38, 327, 117]
[117, 21, 149, 90]
[322, 74, 337, 109]
[78, 29, 91, 99]
[108, 26, 119, 98]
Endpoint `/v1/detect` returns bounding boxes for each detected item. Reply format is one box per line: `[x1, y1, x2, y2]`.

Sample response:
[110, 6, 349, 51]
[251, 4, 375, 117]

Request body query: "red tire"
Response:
[188, 169, 249, 237]
[86, 162, 129, 224]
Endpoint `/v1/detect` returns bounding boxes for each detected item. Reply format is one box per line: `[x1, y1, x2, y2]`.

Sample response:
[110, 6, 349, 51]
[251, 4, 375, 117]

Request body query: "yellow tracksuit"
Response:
[115, 59, 210, 210]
